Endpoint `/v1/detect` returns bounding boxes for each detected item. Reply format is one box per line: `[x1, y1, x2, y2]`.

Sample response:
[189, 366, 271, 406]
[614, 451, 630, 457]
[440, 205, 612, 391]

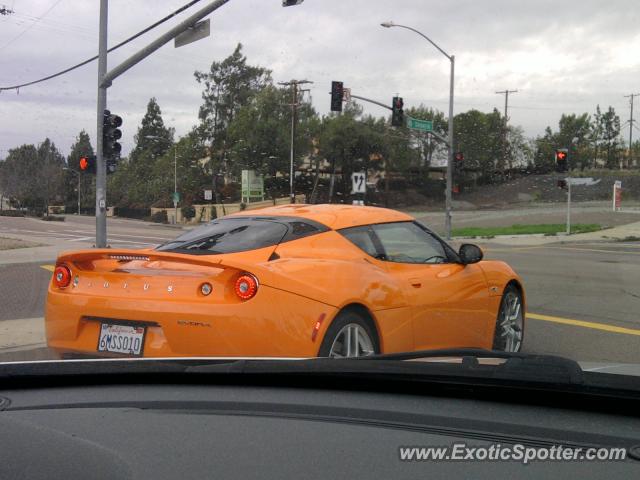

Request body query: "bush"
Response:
[41, 215, 65, 222]
[0, 210, 25, 217]
[181, 205, 196, 220]
[149, 210, 168, 224]
[114, 207, 150, 219]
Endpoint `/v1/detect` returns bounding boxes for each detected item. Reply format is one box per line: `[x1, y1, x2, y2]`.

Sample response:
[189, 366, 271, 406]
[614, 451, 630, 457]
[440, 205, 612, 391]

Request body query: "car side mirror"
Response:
[459, 244, 483, 265]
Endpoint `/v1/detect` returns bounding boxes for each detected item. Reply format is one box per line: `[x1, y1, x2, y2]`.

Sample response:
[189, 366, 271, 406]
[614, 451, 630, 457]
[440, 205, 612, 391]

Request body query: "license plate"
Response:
[97, 323, 145, 356]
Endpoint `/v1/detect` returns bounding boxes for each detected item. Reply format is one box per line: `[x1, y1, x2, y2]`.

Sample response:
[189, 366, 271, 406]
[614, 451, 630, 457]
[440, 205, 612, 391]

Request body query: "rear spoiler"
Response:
[55, 248, 260, 273]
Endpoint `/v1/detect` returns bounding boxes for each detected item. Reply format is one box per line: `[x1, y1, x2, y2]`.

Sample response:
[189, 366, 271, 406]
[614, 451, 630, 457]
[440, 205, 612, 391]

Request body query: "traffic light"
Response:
[103, 109, 122, 159]
[282, 0, 304, 5]
[107, 157, 118, 175]
[555, 148, 568, 172]
[330, 81, 343, 112]
[454, 152, 464, 165]
[391, 96, 404, 127]
[78, 155, 96, 174]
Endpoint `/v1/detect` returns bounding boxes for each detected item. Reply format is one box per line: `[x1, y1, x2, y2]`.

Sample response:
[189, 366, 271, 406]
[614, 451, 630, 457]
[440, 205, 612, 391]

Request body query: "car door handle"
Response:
[409, 278, 422, 288]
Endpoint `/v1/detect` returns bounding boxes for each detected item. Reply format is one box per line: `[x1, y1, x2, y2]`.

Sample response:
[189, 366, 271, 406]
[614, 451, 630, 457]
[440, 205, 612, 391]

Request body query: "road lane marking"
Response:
[40, 265, 54, 272]
[547, 246, 640, 255]
[528, 312, 640, 337]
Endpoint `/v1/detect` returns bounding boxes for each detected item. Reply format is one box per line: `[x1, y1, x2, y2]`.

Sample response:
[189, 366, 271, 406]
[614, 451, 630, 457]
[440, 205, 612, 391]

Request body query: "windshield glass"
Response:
[156, 218, 288, 253]
[0, 0, 639, 384]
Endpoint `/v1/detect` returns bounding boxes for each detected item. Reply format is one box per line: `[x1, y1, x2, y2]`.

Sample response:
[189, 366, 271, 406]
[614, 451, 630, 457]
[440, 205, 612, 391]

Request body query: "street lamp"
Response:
[145, 136, 178, 224]
[381, 21, 455, 239]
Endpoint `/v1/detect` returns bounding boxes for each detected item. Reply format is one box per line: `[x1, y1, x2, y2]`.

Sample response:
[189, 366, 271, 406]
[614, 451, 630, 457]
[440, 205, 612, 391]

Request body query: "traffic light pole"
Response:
[566, 179, 572, 235]
[95, 0, 108, 248]
[93, 0, 233, 247]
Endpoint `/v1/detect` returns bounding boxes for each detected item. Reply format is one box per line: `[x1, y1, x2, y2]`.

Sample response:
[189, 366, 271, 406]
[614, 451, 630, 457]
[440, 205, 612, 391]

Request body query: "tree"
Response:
[37, 139, 65, 214]
[0, 139, 64, 212]
[194, 43, 272, 180]
[454, 109, 504, 181]
[556, 113, 592, 170]
[600, 106, 622, 168]
[318, 102, 387, 202]
[150, 131, 209, 209]
[227, 85, 320, 184]
[118, 97, 174, 207]
[129, 98, 174, 165]
[195, 44, 271, 143]
[533, 127, 556, 173]
[66, 130, 94, 213]
[404, 105, 447, 172]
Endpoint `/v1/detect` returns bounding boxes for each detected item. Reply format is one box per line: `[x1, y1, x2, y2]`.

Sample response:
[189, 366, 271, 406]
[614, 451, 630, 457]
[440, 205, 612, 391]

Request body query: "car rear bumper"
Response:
[45, 284, 337, 358]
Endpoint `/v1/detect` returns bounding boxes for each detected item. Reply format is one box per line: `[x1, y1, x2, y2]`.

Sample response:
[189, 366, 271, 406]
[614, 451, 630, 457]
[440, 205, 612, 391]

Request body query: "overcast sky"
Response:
[1, 0, 639, 158]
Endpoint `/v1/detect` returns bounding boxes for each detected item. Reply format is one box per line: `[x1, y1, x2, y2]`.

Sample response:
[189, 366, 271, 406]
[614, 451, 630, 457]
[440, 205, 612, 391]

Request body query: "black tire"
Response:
[318, 310, 380, 358]
[492, 285, 525, 352]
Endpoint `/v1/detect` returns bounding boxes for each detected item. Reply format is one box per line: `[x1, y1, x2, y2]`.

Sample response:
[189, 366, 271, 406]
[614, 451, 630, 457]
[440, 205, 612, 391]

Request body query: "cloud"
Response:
[0, 0, 638, 158]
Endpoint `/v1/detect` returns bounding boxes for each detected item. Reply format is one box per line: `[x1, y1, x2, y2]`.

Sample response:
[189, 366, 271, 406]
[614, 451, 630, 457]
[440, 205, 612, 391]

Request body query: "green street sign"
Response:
[172, 192, 180, 203]
[407, 118, 433, 132]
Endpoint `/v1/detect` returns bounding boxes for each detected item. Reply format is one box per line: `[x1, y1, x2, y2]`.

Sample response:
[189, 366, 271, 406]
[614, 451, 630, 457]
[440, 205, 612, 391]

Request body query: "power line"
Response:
[0, 0, 64, 51]
[0, 0, 202, 92]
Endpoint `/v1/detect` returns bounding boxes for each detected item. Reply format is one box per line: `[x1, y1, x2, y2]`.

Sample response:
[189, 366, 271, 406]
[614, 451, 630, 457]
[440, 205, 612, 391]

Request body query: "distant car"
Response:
[45, 204, 525, 359]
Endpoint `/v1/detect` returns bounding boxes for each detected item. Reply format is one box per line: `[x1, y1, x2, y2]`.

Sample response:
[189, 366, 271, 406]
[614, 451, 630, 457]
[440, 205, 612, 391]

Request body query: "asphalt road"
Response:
[0, 214, 180, 250]
[1, 214, 640, 363]
[483, 241, 640, 363]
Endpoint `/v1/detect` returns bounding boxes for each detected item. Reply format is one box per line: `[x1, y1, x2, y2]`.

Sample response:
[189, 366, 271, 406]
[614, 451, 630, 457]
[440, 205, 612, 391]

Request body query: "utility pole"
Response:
[278, 79, 313, 203]
[624, 93, 639, 168]
[495, 89, 518, 173]
[95, 0, 108, 247]
[495, 89, 518, 120]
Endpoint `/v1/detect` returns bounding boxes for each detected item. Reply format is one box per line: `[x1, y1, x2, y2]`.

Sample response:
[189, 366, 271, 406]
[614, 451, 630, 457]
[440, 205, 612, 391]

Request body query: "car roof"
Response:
[225, 204, 414, 230]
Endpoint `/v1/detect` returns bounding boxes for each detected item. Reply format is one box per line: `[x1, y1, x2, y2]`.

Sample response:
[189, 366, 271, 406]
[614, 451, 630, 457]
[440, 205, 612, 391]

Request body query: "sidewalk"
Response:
[0, 317, 45, 351]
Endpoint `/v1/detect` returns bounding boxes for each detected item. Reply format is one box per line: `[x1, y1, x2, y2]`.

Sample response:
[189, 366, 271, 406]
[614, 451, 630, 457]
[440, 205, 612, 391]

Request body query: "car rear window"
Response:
[156, 219, 288, 254]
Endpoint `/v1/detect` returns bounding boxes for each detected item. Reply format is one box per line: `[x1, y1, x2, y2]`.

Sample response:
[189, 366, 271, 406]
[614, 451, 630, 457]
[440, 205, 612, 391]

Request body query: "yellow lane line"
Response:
[40, 264, 55, 272]
[528, 312, 640, 337]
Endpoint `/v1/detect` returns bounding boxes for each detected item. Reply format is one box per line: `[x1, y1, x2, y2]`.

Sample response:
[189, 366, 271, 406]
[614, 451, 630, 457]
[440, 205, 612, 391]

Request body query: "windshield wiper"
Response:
[360, 348, 585, 384]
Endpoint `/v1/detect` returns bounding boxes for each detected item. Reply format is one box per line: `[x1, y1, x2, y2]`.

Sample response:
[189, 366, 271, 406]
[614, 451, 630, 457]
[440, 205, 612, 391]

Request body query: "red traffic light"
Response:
[556, 151, 567, 161]
[455, 152, 464, 162]
[78, 155, 96, 174]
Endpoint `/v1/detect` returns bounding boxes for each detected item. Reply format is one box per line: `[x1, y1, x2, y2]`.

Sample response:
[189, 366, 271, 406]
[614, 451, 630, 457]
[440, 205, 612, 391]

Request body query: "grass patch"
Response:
[0, 236, 43, 251]
[452, 224, 602, 237]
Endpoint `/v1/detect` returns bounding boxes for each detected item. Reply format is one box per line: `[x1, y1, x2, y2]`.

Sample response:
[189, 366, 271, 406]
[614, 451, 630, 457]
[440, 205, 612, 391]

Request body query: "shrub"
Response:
[150, 210, 168, 224]
[0, 210, 25, 217]
[181, 205, 196, 220]
[41, 215, 65, 222]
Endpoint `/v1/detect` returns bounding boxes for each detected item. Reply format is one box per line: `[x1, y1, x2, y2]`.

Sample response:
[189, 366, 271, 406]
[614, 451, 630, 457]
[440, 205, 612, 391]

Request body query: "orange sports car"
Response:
[45, 204, 525, 359]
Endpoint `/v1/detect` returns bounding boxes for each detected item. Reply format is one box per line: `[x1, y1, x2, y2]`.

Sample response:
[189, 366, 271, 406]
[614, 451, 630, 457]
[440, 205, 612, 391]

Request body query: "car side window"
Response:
[372, 222, 448, 264]
[339, 226, 380, 258]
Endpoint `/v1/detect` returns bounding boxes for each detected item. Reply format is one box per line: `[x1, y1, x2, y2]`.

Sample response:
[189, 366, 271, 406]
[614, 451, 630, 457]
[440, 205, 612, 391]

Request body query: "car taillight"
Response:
[235, 274, 258, 300]
[53, 265, 72, 288]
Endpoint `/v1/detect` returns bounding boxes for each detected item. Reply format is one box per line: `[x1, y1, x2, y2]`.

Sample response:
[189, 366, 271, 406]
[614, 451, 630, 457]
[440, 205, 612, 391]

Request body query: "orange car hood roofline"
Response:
[225, 204, 414, 230]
